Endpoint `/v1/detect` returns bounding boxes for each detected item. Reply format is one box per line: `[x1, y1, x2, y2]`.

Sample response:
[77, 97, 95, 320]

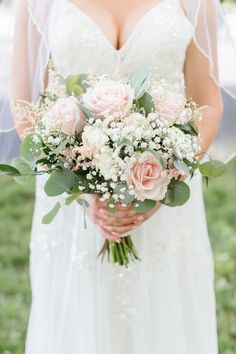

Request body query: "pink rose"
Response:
[152, 88, 186, 126]
[127, 151, 170, 201]
[82, 80, 134, 119]
[51, 96, 85, 134]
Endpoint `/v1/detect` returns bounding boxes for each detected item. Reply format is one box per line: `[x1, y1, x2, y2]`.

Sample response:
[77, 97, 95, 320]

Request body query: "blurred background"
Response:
[0, 1, 236, 354]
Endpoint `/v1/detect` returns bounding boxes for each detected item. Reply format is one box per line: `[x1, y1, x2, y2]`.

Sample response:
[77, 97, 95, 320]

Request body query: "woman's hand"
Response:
[100, 202, 161, 236]
[81, 194, 161, 242]
[82, 194, 121, 242]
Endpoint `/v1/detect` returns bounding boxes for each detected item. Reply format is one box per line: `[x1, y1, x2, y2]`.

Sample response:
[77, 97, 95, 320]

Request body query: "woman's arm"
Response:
[11, 0, 42, 139]
[183, 0, 223, 155]
[184, 41, 223, 155]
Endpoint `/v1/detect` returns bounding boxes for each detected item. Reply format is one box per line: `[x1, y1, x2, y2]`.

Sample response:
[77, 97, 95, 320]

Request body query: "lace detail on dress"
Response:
[71, 248, 94, 276]
[50, 0, 193, 85]
[107, 265, 139, 332]
[30, 232, 60, 260]
[144, 232, 213, 279]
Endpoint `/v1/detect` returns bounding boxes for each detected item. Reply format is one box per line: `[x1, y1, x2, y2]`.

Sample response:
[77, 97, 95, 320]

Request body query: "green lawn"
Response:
[0, 159, 236, 354]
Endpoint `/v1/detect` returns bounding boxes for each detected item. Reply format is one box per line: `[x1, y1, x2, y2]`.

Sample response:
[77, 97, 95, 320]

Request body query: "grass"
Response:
[204, 158, 236, 354]
[0, 177, 34, 354]
[0, 159, 235, 354]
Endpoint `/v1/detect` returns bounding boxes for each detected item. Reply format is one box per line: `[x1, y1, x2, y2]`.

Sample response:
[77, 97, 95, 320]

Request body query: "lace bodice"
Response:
[50, 0, 194, 86]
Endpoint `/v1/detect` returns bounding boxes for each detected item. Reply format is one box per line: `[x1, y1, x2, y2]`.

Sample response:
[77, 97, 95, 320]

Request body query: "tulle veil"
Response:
[0, 0, 236, 162]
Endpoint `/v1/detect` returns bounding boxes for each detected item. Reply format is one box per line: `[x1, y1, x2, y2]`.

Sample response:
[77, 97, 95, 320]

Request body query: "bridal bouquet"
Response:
[0, 65, 225, 266]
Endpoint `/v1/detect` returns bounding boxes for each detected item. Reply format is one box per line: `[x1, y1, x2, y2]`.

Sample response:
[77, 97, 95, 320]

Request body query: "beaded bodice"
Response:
[50, 0, 194, 86]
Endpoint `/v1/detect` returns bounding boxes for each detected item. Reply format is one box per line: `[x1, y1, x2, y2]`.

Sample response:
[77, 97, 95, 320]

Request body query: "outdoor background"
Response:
[0, 1, 236, 354]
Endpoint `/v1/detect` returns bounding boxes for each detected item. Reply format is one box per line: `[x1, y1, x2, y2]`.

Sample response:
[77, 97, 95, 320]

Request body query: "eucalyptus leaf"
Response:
[133, 199, 156, 213]
[44, 168, 79, 196]
[189, 122, 199, 135]
[161, 189, 175, 206]
[137, 92, 154, 115]
[66, 74, 89, 96]
[117, 138, 133, 148]
[0, 164, 20, 176]
[129, 68, 150, 98]
[20, 134, 42, 161]
[12, 158, 33, 185]
[77, 198, 89, 208]
[199, 160, 225, 178]
[53, 139, 70, 154]
[175, 123, 198, 136]
[77, 198, 89, 228]
[161, 180, 190, 207]
[42, 202, 61, 224]
[174, 160, 190, 177]
[65, 193, 81, 206]
[80, 105, 95, 119]
[78, 74, 90, 90]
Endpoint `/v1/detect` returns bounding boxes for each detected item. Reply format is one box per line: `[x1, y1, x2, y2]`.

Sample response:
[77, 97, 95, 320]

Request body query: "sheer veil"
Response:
[0, 0, 235, 162]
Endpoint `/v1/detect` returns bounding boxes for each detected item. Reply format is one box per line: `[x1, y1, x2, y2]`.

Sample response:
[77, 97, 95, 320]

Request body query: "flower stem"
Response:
[97, 235, 141, 267]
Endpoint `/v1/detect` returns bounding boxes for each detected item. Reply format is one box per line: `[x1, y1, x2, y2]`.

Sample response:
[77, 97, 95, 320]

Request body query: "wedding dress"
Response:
[26, 1, 218, 353]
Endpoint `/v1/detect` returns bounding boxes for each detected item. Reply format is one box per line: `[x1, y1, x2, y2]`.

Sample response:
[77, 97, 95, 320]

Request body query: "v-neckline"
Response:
[67, 0, 170, 53]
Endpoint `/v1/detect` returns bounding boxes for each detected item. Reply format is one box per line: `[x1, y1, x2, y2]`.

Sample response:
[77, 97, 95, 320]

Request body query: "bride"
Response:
[9, 0, 225, 353]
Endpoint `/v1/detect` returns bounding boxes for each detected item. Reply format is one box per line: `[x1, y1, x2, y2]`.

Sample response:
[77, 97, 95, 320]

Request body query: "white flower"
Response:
[124, 112, 150, 130]
[175, 108, 192, 125]
[96, 150, 118, 180]
[167, 126, 200, 161]
[82, 125, 109, 150]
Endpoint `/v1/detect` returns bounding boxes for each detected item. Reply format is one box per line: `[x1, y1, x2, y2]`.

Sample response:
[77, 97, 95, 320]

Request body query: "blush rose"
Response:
[127, 151, 170, 201]
[82, 80, 134, 118]
[51, 96, 85, 134]
[151, 88, 186, 126]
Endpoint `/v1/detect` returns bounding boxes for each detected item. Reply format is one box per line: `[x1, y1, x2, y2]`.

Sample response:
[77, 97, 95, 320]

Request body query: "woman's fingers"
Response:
[101, 222, 139, 235]
[98, 225, 121, 242]
[98, 207, 137, 219]
[100, 214, 145, 226]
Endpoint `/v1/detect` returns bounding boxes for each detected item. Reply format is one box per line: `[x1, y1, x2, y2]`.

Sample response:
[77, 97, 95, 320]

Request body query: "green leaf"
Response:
[129, 68, 150, 99]
[161, 180, 190, 207]
[42, 202, 61, 224]
[12, 158, 33, 185]
[204, 176, 209, 188]
[161, 189, 175, 206]
[20, 134, 42, 161]
[66, 74, 89, 96]
[117, 138, 133, 148]
[137, 92, 155, 115]
[175, 123, 198, 136]
[65, 193, 81, 205]
[53, 138, 70, 154]
[199, 160, 225, 178]
[77, 198, 89, 208]
[77, 198, 89, 228]
[174, 160, 190, 177]
[80, 105, 95, 119]
[189, 122, 199, 135]
[44, 168, 79, 196]
[133, 199, 156, 213]
[0, 164, 20, 176]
